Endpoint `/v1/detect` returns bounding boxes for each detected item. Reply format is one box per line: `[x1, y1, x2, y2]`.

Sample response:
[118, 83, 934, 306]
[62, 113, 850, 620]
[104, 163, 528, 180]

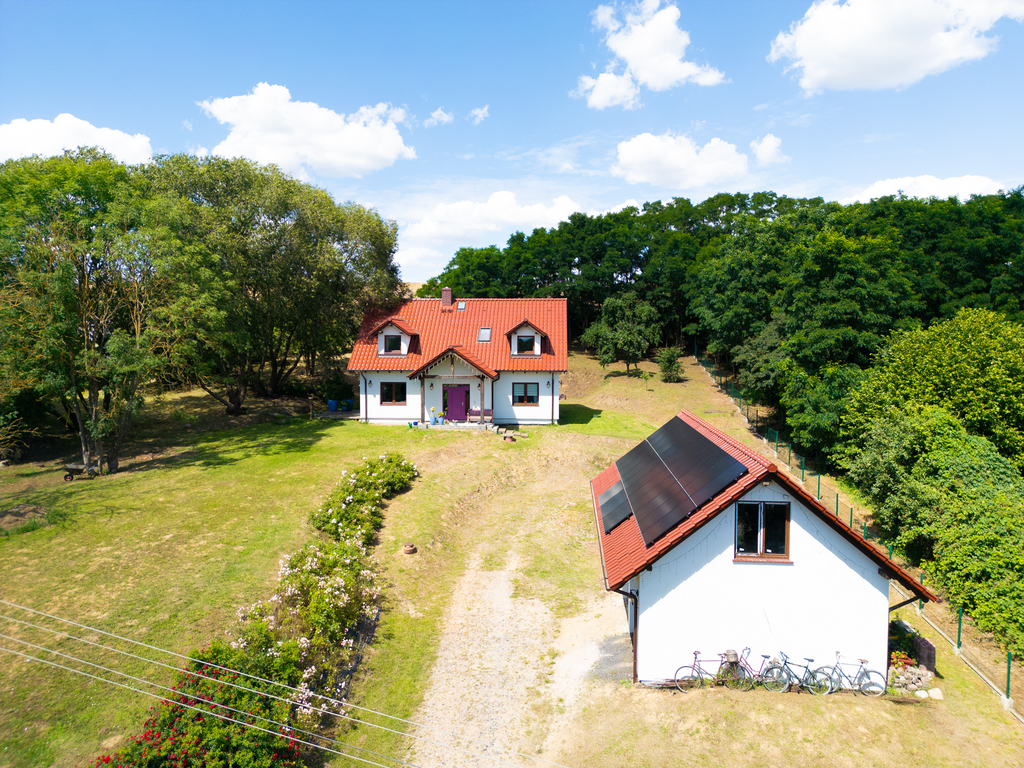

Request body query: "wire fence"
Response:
[694, 350, 1023, 721]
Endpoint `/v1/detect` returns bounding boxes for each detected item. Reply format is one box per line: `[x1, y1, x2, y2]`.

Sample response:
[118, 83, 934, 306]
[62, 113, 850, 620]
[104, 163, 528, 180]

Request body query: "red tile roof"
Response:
[348, 297, 568, 375]
[592, 409, 939, 604]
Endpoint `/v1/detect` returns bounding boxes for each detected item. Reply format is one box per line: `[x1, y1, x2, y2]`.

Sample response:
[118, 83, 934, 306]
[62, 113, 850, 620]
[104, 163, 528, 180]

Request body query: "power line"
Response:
[0, 632, 420, 768]
[0, 600, 573, 768]
[0, 644, 403, 768]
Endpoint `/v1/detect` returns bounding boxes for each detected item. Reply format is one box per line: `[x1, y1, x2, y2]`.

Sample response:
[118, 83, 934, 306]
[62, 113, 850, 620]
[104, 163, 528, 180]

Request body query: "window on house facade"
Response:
[478, 327, 491, 342]
[516, 335, 535, 354]
[384, 334, 402, 353]
[512, 382, 539, 405]
[735, 501, 789, 559]
[381, 382, 407, 404]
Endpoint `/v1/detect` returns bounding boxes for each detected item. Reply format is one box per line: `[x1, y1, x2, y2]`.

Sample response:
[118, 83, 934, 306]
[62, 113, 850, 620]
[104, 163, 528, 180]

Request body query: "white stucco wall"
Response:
[360, 372, 420, 423]
[634, 481, 890, 683]
[492, 371, 560, 425]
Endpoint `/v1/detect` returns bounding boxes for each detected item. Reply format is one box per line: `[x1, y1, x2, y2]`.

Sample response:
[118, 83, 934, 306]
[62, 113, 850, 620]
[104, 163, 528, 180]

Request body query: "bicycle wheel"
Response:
[813, 666, 839, 694]
[674, 665, 705, 692]
[732, 665, 757, 692]
[761, 664, 790, 693]
[721, 662, 750, 691]
[805, 669, 831, 696]
[858, 670, 886, 697]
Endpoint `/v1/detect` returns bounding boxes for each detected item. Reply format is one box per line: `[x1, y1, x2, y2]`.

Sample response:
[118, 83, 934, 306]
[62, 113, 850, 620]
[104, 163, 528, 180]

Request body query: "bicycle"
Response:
[813, 652, 887, 696]
[725, 647, 776, 692]
[761, 652, 830, 695]
[674, 650, 734, 692]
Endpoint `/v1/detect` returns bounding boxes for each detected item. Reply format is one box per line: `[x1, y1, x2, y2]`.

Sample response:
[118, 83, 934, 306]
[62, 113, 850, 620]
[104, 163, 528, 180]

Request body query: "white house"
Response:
[591, 409, 938, 684]
[347, 288, 567, 425]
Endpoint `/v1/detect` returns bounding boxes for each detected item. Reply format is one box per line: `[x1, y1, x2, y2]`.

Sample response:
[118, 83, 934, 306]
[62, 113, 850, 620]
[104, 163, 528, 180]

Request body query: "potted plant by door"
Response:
[429, 406, 436, 425]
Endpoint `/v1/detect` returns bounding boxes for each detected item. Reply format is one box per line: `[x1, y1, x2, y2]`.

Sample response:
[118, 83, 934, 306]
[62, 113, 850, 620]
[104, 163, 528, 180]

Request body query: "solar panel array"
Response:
[606, 416, 749, 547]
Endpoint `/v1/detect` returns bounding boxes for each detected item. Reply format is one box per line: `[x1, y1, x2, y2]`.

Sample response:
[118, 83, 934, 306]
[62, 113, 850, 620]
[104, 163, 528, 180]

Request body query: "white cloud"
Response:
[404, 191, 579, 242]
[197, 82, 415, 180]
[183, 119, 193, 131]
[841, 174, 1004, 203]
[612, 132, 748, 187]
[769, 0, 1024, 94]
[0, 114, 152, 164]
[424, 107, 454, 127]
[470, 105, 490, 125]
[750, 134, 790, 165]
[574, 0, 725, 109]
[572, 69, 641, 109]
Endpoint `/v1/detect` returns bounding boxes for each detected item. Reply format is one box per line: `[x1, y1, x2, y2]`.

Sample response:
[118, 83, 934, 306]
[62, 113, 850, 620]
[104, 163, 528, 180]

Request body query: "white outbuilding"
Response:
[591, 409, 938, 684]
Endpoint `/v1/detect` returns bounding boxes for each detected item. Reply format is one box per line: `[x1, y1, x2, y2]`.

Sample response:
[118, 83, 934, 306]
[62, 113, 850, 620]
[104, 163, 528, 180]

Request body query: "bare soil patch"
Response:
[0, 503, 46, 531]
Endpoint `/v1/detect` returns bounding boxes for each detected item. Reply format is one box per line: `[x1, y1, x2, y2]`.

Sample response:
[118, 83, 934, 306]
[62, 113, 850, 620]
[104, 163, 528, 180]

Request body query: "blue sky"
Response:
[2, 0, 1022, 281]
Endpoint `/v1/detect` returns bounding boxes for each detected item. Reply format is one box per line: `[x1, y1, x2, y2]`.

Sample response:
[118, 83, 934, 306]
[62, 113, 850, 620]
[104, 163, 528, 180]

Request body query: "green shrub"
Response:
[655, 347, 682, 383]
[309, 453, 418, 543]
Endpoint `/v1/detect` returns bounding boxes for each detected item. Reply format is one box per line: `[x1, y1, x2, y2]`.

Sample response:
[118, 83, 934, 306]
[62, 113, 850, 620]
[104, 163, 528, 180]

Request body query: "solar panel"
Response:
[598, 481, 633, 534]
[649, 416, 748, 511]
[615, 416, 749, 548]
[616, 441, 696, 547]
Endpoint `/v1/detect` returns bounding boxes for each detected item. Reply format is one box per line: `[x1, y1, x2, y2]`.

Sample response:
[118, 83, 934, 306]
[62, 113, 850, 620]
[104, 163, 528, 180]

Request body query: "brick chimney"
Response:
[441, 286, 453, 307]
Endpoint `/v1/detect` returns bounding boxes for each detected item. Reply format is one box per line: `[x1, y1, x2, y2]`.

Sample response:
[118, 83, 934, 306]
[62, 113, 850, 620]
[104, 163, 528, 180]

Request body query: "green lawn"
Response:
[2, 353, 1023, 768]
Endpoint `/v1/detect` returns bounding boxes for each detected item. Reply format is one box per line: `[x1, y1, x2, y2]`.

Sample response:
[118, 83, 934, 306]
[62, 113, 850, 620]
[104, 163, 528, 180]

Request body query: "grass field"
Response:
[2, 353, 1022, 768]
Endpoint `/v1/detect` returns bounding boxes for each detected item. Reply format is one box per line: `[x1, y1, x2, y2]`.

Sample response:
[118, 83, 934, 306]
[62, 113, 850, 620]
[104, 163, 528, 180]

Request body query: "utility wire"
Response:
[0, 644, 401, 768]
[0, 632, 420, 768]
[1, 600, 572, 768]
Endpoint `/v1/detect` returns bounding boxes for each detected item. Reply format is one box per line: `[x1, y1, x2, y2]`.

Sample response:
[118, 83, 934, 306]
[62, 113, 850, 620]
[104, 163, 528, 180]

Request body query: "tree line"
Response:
[0, 149, 404, 472]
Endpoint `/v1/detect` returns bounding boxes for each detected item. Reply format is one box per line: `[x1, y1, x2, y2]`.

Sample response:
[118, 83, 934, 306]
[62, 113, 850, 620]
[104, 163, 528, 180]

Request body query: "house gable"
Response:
[592, 410, 938, 604]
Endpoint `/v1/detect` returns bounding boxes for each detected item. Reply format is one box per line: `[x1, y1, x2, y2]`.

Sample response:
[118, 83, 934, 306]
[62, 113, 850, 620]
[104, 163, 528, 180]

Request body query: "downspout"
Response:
[613, 586, 639, 684]
[420, 375, 425, 425]
[550, 373, 555, 425]
[360, 374, 368, 423]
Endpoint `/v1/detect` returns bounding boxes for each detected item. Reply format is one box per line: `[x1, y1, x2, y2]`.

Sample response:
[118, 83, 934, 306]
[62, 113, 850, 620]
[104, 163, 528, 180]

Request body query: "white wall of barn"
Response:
[634, 481, 890, 684]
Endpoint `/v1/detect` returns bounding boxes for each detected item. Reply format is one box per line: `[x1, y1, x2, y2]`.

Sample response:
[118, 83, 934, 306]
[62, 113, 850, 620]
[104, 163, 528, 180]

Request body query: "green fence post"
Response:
[863, 520, 868, 539]
[919, 573, 924, 611]
[888, 544, 893, 559]
[817, 474, 820, 499]
[800, 456, 805, 482]
[835, 494, 839, 515]
[1008, 652, 1013, 700]
[849, 509, 853, 527]
[775, 432, 780, 454]
[957, 606, 963, 650]
[787, 444, 791, 466]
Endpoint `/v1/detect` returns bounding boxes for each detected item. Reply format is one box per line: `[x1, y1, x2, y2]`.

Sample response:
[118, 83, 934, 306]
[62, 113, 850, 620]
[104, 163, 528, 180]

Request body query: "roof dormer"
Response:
[371, 318, 419, 357]
[507, 320, 546, 356]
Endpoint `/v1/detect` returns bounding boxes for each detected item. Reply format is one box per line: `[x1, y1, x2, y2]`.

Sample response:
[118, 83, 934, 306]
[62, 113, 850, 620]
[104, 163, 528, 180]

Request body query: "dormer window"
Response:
[384, 334, 401, 353]
[478, 327, 492, 342]
[516, 335, 535, 354]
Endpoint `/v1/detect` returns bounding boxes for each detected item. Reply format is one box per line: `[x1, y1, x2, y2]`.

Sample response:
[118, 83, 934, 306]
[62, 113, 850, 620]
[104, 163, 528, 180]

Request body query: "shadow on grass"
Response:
[127, 416, 340, 473]
[559, 404, 603, 425]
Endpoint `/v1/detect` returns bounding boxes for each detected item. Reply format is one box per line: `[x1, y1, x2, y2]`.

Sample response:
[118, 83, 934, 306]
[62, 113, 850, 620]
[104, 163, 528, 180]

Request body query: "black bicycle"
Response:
[761, 651, 830, 695]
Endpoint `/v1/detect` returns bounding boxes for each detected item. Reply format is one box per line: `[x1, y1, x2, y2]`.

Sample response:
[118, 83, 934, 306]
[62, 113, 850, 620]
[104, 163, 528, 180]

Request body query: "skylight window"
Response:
[478, 327, 491, 342]
[457, 301, 466, 311]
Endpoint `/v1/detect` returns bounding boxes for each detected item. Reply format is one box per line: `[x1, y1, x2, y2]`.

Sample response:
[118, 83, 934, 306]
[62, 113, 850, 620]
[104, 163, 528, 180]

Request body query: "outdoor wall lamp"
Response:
[546, 380, 551, 388]
[430, 382, 434, 389]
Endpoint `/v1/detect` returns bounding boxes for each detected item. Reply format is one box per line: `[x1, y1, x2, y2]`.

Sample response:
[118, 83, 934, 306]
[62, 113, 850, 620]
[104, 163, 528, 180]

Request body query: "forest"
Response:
[418, 186, 1024, 654]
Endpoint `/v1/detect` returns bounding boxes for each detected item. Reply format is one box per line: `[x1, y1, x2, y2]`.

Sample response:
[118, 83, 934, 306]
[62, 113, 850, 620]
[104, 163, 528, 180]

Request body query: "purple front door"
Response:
[444, 385, 469, 421]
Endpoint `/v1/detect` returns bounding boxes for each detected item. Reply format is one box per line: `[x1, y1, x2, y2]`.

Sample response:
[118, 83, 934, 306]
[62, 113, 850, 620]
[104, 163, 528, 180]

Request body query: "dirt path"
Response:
[409, 549, 627, 768]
